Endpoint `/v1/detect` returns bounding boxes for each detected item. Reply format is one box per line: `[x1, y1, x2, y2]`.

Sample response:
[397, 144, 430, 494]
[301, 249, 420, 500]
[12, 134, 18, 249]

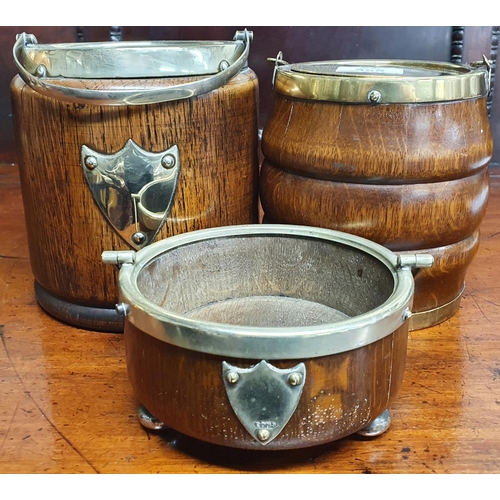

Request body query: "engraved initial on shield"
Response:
[81, 139, 180, 249]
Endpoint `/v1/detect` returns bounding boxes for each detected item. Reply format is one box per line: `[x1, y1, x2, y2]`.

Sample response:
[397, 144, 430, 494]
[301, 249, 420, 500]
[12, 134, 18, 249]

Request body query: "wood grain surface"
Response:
[260, 161, 489, 251]
[1, 163, 500, 473]
[10, 70, 259, 329]
[400, 231, 480, 313]
[260, 95, 492, 330]
[125, 322, 408, 450]
[261, 96, 493, 183]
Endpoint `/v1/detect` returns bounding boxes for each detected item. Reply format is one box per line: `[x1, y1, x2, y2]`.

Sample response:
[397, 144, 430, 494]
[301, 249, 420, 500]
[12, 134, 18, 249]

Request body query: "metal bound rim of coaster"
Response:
[112, 224, 428, 359]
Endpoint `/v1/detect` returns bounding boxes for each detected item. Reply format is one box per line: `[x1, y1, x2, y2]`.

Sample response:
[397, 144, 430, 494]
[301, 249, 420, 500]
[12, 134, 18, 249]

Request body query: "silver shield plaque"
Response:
[222, 360, 306, 445]
[81, 139, 180, 249]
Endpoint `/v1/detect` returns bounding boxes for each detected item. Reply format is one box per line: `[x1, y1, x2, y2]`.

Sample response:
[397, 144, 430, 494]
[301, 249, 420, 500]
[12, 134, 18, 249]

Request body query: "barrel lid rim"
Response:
[287, 59, 476, 76]
[274, 58, 490, 103]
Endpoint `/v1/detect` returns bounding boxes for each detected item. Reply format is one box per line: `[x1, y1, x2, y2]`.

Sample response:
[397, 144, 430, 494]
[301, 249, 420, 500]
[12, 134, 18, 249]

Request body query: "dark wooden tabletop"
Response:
[1, 162, 500, 474]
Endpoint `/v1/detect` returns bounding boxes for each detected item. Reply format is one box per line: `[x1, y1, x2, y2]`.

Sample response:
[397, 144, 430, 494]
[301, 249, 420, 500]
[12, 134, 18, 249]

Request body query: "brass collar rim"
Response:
[274, 59, 490, 104]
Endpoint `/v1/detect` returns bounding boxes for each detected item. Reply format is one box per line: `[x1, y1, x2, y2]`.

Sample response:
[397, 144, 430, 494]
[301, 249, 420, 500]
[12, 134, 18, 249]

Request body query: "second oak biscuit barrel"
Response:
[260, 57, 493, 330]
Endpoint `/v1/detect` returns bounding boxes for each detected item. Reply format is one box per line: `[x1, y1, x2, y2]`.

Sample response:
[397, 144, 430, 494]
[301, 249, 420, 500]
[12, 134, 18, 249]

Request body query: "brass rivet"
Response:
[226, 371, 239, 384]
[131, 232, 147, 245]
[84, 156, 98, 170]
[403, 308, 412, 321]
[368, 90, 382, 103]
[257, 429, 270, 442]
[115, 303, 130, 316]
[161, 154, 176, 169]
[35, 64, 47, 77]
[288, 372, 302, 386]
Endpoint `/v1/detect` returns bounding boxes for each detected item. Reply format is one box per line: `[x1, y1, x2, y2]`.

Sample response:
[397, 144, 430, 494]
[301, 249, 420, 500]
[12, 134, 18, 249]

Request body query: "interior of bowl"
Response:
[135, 234, 395, 328]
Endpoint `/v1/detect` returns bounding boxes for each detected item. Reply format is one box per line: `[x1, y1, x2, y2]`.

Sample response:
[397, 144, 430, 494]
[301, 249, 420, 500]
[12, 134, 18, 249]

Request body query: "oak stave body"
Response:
[125, 319, 408, 450]
[114, 224, 416, 449]
[261, 96, 492, 183]
[260, 161, 489, 251]
[260, 94, 493, 329]
[11, 70, 259, 331]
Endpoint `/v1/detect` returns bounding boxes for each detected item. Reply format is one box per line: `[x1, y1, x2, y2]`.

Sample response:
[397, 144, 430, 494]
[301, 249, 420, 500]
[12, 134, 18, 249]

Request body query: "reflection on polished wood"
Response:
[1, 163, 500, 473]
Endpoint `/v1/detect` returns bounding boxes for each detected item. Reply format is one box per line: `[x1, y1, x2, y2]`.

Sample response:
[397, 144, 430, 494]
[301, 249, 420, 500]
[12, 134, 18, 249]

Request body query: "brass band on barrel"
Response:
[408, 285, 465, 331]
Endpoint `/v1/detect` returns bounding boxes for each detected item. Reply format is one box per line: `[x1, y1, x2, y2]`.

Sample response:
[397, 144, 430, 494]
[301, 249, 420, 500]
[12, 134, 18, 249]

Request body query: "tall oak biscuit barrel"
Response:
[260, 57, 493, 330]
[103, 224, 433, 450]
[11, 30, 259, 332]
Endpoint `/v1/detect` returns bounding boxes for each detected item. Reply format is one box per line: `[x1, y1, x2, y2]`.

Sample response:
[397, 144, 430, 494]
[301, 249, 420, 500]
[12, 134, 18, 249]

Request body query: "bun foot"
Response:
[357, 409, 391, 437]
[137, 405, 169, 431]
